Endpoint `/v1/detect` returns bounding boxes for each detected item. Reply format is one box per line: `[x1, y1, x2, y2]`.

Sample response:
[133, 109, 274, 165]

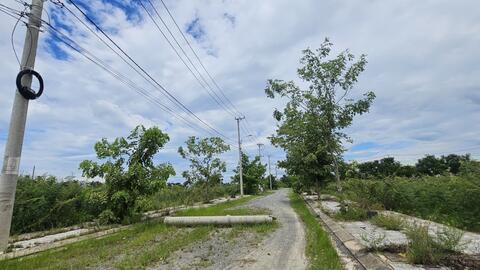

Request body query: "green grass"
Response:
[0, 194, 271, 270]
[370, 214, 405, 231]
[176, 195, 260, 216]
[333, 206, 368, 221]
[289, 192, 342, 270]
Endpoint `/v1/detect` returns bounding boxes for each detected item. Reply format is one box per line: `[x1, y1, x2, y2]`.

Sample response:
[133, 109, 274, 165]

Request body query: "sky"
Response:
[0, 0, 479, 182]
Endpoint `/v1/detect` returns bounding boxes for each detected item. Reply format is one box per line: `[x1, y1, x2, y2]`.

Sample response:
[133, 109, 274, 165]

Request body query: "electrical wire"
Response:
[154, 0, 261, 142]
[10, 7, 26, 66]
[60, 0, 234, 143]
[140, 0, 239, 118]
[40, 17, 231, 142]
[157, 0, 242, 115]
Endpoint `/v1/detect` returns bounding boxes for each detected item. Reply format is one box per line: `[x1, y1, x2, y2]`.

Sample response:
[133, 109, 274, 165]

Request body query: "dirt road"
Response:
[155, 188, 308, 270]
[227, 188, 308, 270]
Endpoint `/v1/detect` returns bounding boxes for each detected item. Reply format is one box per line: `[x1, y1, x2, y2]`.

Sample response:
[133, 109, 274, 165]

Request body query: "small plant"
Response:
[370, 214, 405, 231]
[405, 224, 465, 265]
[334, 205, 368, 221]
[361, 230, 386, 251]
[405, 225, 441, 264]
[435, 226, 465, 253]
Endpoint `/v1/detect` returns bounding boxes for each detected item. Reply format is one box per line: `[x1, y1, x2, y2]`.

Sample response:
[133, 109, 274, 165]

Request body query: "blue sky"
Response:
[1, 0, 479, 182]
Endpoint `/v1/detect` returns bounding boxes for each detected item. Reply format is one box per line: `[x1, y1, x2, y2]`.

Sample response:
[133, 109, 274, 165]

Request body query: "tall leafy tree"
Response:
[231, 153, 267, 194]
[265, 38, 375, 196]
[178, 136, 230, 201]
[80, 125, 175, 222]
[415, 155, 447, 176]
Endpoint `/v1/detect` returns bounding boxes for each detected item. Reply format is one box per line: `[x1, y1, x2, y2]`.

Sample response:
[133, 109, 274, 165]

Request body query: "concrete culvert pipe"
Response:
[164, 215, 274, 225]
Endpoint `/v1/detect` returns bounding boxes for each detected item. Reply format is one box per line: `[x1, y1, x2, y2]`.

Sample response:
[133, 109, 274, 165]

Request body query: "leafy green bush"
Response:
[12, 175, 106, 234]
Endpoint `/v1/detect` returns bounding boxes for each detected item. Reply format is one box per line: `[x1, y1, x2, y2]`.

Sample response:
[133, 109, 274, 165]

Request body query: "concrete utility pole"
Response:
[256, 143, 263, 161]
[0, 0, 44, 252]
[268, 155, 272, 190]
[235, 116, 245, 196]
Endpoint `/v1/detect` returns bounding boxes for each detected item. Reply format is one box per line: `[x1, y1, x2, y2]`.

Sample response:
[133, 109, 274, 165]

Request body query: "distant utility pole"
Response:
[256, 143, 263, 161]
[0, 0, 44, 252]
[268, 155, 272, 190]
[235, 116, 245, 196]
[31, 165, 35, 179]
[275, 165, 278, 179]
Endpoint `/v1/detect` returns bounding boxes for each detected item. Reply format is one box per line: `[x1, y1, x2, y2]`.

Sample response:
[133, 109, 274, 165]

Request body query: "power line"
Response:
[155, 0, 261, 142]
[39, 15, 222, 138]
[60, 0, 232, 142]
[140, 0, 239, 118]
[8, 4, 240, 147]
[157, 0, 241, 115]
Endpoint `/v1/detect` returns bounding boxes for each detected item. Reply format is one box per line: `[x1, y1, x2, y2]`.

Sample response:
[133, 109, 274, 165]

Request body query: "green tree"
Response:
[178, 136, 230, 202]
[265, 38, 375, 196]
[357, 157, 401, 178]
[80, 125, 175, 223]
[416, 155, 447, 176]
[231, 153, 267, 194]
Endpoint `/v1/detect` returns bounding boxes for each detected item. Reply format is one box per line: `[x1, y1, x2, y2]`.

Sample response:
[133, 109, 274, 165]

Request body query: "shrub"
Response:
[370, 215, 405, 231]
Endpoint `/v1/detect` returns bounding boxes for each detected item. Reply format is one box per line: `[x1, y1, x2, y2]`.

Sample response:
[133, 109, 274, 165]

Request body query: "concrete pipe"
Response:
[164, 215, 274, 225]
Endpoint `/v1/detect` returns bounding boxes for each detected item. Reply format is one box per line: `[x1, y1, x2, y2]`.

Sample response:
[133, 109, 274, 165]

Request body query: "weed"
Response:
[370, 214, 405, 231]
[361, 230, 386, 251]
[435, 226, 465, 253]
[334, 205, 368, 221]
[405, 225, 442, 264]
[405, 224, 465, 265]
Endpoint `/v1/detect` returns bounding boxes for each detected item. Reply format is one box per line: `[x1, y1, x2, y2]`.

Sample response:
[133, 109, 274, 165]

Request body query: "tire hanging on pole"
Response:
[16, 69, 44, 100]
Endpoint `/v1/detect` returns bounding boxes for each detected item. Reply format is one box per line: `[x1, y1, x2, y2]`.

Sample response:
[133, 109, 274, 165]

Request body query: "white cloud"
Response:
[0, 0, 479, 179]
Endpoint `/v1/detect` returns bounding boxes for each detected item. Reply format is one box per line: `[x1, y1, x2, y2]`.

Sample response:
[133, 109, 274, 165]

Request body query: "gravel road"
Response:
[153, 188, 307, 270]
[226, 188, 307, 270]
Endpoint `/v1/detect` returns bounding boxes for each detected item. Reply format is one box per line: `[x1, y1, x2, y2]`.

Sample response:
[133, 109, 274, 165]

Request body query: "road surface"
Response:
[154, 188, 307, 270]
[227, 188, 308, 270]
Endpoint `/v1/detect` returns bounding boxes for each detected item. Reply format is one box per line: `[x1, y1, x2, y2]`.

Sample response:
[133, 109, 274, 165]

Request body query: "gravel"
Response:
[152, 189, 308, 270]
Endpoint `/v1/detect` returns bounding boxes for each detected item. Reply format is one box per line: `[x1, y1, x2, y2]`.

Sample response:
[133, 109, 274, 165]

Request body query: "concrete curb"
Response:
[303, 196, 393, 270]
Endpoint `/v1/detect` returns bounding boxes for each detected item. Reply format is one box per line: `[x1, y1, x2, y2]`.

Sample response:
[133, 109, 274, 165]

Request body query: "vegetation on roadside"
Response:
[11, 174, 238, 235]
[289, 192, 342, 270]
[1, 194, 272, 269]
[325, 172, 480, 232]
[11, 127, 243, 235]
[79, 125, 176, 224]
